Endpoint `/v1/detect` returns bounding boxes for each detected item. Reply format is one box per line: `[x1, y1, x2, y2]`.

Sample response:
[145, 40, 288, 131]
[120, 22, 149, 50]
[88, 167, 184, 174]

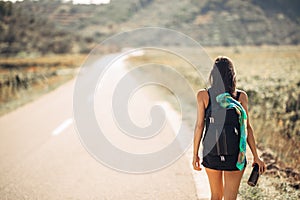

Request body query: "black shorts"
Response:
[202, 154, 247, 171]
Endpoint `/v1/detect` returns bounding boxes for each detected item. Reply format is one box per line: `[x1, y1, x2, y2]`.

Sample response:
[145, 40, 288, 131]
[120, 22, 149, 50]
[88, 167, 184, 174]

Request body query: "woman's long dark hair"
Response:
[209, 56, 236, 96]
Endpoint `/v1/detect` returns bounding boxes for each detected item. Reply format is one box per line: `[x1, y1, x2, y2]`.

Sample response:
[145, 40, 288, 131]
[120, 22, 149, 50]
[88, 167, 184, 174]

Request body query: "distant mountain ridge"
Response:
[0, 0, 300, 55]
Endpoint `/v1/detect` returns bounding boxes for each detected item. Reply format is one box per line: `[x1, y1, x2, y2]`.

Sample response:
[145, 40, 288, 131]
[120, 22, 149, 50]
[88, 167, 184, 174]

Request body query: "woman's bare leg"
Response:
[223, 169, 245, 200]
[205, 168, 224, 200]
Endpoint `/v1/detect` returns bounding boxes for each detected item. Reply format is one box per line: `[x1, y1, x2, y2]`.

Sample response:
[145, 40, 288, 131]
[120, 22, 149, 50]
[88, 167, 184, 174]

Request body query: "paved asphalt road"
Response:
[0, 55, 211, 200]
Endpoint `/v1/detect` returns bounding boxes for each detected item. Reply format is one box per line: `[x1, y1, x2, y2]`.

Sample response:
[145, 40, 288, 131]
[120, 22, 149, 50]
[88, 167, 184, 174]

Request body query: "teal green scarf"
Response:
[216, 92, 247, 170]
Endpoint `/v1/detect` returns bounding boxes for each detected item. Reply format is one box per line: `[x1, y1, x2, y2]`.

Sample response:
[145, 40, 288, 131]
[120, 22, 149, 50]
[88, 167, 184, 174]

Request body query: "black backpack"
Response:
[202, 89, 241, 157]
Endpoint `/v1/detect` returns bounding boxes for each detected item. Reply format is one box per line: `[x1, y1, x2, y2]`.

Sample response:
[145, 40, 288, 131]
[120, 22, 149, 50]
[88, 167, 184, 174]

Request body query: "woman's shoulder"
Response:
[236, 89, 248, 102]
[196, 89, 209, 98]
[196, 89, 209, 105]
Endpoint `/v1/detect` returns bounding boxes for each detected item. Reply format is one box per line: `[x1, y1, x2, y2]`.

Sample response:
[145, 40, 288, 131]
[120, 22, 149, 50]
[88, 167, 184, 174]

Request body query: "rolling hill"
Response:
[0, 0, 300, 56]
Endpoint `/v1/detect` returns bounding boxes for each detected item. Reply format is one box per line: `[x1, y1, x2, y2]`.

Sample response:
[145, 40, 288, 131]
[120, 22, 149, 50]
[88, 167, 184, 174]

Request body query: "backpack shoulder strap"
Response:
[236, 90, 241, 101]
[206, 88, 211, 109]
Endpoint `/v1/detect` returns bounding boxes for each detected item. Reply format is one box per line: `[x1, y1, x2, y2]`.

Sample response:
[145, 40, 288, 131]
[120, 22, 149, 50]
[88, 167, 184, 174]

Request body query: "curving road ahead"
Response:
[0, 55, 210, 200]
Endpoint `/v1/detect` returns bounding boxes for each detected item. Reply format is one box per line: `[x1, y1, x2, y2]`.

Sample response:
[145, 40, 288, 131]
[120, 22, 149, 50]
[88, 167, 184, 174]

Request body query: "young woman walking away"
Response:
[192, 56, 266, 200]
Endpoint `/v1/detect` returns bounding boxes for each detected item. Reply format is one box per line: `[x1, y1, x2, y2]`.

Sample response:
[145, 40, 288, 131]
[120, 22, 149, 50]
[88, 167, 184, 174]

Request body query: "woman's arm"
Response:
[239, 91, 266, 174]
[192, 90, 207, 171]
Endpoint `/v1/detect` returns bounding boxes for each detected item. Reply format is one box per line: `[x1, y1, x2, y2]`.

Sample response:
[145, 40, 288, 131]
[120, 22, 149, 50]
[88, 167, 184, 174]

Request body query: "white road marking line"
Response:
[52, 118, 73, 136]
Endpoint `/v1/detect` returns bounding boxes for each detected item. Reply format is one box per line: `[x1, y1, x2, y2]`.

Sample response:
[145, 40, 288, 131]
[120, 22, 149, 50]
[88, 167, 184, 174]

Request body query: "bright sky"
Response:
[3, 0, 111, 5]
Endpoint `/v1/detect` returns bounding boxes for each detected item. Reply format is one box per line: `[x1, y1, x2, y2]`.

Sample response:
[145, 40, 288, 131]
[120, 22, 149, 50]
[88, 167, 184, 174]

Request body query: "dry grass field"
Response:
[0, 54, 86, 116]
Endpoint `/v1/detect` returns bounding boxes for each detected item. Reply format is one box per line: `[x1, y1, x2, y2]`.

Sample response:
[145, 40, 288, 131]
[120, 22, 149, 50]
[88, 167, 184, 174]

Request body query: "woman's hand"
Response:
[253, 157, 266, 174]
[192, 155, 202, 171]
